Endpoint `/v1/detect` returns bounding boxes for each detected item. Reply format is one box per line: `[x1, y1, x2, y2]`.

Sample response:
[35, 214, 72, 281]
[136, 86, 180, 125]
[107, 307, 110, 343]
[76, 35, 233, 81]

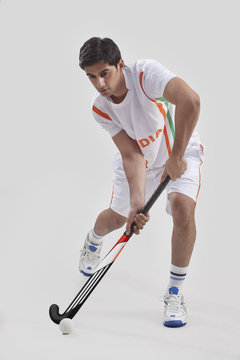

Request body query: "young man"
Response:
[78, 37, 204, 328]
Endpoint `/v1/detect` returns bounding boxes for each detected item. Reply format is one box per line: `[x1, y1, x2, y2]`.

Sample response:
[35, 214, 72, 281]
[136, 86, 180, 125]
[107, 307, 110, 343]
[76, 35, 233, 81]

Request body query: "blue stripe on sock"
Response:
[170, 276, 185, 281]
[170, 271, 186, 277]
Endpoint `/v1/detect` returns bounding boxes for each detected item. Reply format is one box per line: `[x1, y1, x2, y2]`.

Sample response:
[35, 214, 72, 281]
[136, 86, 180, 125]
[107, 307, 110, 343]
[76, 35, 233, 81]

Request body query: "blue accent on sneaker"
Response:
[169, 286, 179, 295]
[80, 270, 92, 277]
[170, 315, 175, 317]
[87, 266, 92, 270]
[164, 320, 186, 328]
[89, 245, 97, 252]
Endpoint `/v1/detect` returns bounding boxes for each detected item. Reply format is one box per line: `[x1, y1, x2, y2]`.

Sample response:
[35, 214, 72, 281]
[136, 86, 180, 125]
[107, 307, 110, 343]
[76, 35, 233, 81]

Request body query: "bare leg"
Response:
[94, 208, 127, 236]
[169, 193, 196, 267]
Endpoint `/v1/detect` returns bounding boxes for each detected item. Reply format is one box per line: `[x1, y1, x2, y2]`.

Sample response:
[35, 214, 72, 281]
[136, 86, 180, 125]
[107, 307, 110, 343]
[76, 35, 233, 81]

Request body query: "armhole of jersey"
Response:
[139, 71, 172, 156]
[139, 71, 154, 102]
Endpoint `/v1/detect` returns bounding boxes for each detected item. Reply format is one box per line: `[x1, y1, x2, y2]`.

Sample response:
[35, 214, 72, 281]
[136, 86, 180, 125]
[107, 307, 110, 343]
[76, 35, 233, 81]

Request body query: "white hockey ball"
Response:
[59, 318, 73, 335]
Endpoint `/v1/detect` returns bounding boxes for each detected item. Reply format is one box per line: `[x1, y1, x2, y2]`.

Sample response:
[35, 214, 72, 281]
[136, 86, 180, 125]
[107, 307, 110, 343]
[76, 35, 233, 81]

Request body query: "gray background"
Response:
[0, 0, 239, 359]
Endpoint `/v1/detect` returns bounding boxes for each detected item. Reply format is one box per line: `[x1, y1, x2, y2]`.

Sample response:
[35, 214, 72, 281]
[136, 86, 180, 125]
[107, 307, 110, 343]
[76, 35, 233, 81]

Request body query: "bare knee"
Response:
[110, 209, 127, 230]
[170, 193, 195, 228]
[94, 208, 127, 235]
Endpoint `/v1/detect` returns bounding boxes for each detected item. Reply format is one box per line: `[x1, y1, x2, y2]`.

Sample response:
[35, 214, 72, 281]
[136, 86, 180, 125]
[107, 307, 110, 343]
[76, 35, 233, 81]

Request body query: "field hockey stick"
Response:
[49, 175, 170, 324]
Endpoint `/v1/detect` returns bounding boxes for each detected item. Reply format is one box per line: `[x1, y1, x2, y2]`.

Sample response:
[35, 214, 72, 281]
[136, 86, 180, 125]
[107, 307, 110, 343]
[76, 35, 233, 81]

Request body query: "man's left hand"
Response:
[161, 155, 187, 182]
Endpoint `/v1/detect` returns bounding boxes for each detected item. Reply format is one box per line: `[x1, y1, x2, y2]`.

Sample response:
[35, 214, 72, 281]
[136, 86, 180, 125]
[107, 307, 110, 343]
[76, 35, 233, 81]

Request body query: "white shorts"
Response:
[110, 143, 204, 217]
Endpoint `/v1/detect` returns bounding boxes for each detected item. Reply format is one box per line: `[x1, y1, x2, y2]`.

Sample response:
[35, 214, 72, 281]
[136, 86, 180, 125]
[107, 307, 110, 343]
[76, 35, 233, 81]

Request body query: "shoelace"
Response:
[160, 294, 183, 312]
[80, 248, 100, 264]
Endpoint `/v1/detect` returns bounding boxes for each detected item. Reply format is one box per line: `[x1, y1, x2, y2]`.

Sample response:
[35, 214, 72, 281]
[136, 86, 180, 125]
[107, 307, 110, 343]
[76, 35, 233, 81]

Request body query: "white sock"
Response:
[167, 264, 188, 294]
[88, 229, 103, 245]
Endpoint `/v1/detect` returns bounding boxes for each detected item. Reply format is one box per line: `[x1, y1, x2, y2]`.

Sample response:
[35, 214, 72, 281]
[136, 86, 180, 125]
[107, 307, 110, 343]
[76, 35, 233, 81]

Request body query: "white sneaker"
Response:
[79, 231, 103, 277]
[162, 287, 187, 327]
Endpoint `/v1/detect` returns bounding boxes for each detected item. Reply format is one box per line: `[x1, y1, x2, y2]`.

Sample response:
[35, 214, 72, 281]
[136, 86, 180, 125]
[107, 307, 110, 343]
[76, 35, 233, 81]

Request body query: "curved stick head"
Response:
[49, 304, 64, 324]
[49, 304, 76, 324]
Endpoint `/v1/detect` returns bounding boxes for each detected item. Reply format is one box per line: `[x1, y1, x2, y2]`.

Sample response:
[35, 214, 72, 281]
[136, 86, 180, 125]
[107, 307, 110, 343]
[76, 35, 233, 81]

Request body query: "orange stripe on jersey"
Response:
[139, 72, 154, 102]
[156, 102, 166, 120]
[139, 71, 171, 155]
[92, 105, 112, 121]
[163, 126, 171, 156]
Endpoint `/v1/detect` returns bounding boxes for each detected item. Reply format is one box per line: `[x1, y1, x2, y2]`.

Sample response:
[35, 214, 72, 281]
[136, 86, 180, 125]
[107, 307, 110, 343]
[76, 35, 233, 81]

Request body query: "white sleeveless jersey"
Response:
[91, 59, 199, 169]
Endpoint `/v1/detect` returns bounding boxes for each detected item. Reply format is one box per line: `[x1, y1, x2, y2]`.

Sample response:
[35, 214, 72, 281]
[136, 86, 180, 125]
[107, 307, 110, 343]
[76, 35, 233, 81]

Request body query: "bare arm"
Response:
[112, 130, 149, 235]
[161, 77, 200, 181]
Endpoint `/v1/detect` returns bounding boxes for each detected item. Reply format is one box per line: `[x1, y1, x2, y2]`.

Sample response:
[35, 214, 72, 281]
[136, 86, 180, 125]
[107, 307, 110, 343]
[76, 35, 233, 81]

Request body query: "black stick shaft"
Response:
[127, 175, 170, 238]
[49, 175, 170, 324]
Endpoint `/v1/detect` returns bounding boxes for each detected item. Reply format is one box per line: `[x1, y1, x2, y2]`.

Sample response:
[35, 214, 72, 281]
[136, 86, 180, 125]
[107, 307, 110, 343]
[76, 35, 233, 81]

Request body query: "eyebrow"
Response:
[86, 68, 110, 77]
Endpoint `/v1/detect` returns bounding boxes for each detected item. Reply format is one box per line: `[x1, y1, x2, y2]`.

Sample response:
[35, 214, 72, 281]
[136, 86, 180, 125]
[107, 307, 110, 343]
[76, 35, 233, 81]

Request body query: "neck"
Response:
[110, 72, 128, 104]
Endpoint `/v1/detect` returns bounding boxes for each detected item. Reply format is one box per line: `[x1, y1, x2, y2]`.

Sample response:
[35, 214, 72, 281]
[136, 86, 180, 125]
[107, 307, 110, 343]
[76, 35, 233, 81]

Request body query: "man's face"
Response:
[84, 60, 124, 97]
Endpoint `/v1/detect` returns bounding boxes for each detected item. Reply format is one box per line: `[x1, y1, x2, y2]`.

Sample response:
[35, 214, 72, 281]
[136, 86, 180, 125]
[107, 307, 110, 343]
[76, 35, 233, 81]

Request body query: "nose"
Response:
[96, 76, 105, 89]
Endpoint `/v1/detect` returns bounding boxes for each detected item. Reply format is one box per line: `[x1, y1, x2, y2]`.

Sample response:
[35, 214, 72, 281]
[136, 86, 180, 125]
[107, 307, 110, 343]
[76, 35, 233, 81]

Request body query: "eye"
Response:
[101, 71, 108, 77]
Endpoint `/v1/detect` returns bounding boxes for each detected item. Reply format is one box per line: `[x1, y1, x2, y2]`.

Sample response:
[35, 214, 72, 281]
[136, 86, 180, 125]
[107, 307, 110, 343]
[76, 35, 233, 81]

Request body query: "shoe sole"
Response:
[163, 320, 186, 328]
[80, 270, 93, 277]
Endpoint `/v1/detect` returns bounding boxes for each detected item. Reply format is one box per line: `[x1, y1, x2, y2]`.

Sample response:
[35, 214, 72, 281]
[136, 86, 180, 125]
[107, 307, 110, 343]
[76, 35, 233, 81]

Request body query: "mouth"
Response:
[99, 88, 109, 94]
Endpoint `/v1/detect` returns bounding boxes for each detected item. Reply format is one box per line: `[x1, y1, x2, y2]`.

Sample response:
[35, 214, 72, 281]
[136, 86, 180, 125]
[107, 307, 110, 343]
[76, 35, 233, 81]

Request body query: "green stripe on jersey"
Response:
[155, 97, 175, 139]
[156, 97, 169, 107]
[167, 110, 175, 139]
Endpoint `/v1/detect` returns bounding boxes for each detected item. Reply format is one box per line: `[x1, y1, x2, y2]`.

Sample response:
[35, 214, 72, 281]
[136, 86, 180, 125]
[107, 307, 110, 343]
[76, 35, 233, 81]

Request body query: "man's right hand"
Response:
[126, 205, 150, 236]
[112, 130, 149, 236]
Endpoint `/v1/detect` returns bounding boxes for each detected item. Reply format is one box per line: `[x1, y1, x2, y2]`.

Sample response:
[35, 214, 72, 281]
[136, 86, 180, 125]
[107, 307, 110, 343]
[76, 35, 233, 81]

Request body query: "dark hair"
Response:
[79, 37, 122, 69]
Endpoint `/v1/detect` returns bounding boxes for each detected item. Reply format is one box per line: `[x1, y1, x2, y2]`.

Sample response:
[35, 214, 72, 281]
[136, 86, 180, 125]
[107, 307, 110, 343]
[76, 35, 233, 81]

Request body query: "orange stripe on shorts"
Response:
[109, 185, 114, 207]
[195, 144, 204, 201]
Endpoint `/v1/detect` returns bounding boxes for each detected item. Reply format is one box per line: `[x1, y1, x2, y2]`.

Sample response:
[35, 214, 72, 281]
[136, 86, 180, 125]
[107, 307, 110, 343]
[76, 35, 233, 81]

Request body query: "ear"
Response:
[118, 59, 125, 71]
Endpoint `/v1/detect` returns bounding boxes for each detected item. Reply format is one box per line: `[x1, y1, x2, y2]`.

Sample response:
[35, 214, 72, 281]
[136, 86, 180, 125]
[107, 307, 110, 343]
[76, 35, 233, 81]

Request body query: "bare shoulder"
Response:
[163, 77, 200, 105]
